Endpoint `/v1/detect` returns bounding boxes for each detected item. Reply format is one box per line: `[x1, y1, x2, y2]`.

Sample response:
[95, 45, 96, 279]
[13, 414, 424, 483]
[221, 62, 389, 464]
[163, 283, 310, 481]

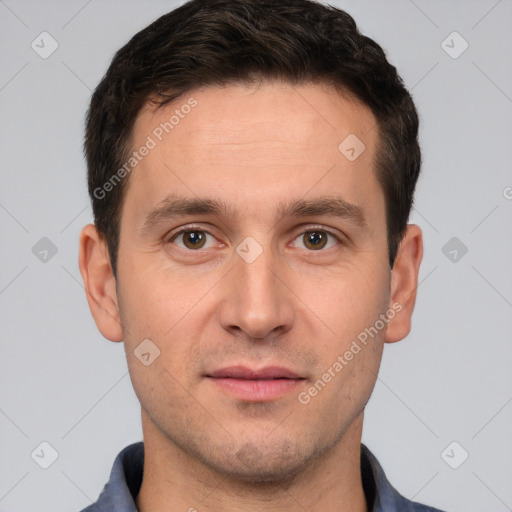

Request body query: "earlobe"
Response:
[78, 223, 123, 342]
[385, 224, 423, 344]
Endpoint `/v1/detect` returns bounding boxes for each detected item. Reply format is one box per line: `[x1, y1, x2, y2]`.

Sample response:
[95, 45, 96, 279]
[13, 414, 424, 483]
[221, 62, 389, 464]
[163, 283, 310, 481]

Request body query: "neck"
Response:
[135, 411, 368, 512]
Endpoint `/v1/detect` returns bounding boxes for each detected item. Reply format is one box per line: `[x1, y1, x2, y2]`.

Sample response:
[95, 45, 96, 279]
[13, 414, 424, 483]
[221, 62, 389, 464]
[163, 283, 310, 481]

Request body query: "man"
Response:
[78, 0, 444, 510]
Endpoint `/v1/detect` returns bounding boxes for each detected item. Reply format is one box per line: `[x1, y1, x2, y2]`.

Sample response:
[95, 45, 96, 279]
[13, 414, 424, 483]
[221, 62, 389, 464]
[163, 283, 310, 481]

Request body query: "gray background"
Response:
[1, 0, 511, 510]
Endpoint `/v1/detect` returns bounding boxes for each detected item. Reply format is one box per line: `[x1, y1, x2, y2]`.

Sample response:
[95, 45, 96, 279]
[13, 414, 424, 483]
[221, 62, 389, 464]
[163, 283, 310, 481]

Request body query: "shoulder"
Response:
[401, 499, 446, 512]
[361, 444, 447, 512]
[76, 442, 144, 512]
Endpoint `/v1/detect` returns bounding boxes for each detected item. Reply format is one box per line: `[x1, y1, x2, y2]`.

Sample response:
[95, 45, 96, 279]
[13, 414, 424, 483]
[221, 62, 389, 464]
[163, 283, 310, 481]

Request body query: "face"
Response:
[89, 82, 402, 482]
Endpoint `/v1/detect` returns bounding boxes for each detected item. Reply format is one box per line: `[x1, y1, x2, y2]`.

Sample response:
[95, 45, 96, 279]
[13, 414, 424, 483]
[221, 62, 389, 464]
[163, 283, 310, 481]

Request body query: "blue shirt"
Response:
[79, 442, 445, 511]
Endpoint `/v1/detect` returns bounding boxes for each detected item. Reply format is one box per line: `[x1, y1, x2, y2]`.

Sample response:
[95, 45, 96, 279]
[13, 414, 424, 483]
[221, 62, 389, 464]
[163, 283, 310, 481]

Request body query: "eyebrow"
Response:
[140, 193, 367, 233]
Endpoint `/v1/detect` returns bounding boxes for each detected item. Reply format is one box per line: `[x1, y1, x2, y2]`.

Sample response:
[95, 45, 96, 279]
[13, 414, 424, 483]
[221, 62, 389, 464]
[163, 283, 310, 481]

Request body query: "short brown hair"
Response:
[85, 0, 421, 278]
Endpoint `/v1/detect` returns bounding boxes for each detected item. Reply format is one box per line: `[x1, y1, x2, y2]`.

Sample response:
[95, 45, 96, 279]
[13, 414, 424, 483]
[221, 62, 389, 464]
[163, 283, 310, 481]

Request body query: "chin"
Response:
[196, 438, 324, 485]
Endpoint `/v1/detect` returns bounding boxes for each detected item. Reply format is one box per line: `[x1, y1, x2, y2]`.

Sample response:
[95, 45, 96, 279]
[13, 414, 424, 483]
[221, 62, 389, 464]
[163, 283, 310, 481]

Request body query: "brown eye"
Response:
[303, 231, 328, 250]
[177, 230, 208, 249]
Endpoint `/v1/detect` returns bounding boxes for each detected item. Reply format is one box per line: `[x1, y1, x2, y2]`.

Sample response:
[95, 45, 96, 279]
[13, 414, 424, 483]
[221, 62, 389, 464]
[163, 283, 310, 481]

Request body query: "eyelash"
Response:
[166, 225, 344, 251]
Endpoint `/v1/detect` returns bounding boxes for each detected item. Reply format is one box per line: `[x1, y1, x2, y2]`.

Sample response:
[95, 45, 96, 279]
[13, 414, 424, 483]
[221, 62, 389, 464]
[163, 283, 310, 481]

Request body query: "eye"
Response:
[291, 229, 340, 251]
[169, 229, 217, 250]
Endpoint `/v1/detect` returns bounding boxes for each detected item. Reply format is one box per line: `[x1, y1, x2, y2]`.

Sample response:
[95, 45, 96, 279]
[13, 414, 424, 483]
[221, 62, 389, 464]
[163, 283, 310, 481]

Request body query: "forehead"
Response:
[137, 81, 376, 156]
[122, 81, 383, 229]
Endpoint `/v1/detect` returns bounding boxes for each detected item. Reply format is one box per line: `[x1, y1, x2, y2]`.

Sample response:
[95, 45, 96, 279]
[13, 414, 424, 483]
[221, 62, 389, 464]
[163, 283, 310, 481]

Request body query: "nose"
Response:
[217, 244, 294, 341]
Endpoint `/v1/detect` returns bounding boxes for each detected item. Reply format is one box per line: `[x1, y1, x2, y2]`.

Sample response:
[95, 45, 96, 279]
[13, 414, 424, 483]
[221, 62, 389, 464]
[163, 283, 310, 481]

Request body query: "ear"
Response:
[385, 224, 423, 344]
[78, 223, 123, 342]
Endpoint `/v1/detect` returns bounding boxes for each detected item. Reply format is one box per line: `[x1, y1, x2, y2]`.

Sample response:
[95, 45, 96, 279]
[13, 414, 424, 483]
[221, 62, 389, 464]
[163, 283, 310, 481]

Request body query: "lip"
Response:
[206, 365, 305, 401]
[208, 365, 302, 380]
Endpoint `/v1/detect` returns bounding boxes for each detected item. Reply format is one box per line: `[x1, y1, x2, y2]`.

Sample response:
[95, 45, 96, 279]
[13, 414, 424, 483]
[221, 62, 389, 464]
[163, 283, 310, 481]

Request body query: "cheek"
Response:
[294, 263, 390, 410]
[294, 259, 390, 343]
[117, 259, 214, 338]
[117, 265, 217, 391]
[301, 271, 387, 419]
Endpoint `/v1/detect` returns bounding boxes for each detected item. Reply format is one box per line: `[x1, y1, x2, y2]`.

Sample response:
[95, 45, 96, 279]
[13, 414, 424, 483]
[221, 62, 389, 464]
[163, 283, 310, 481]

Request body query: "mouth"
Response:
[205, 365, 306, 401]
